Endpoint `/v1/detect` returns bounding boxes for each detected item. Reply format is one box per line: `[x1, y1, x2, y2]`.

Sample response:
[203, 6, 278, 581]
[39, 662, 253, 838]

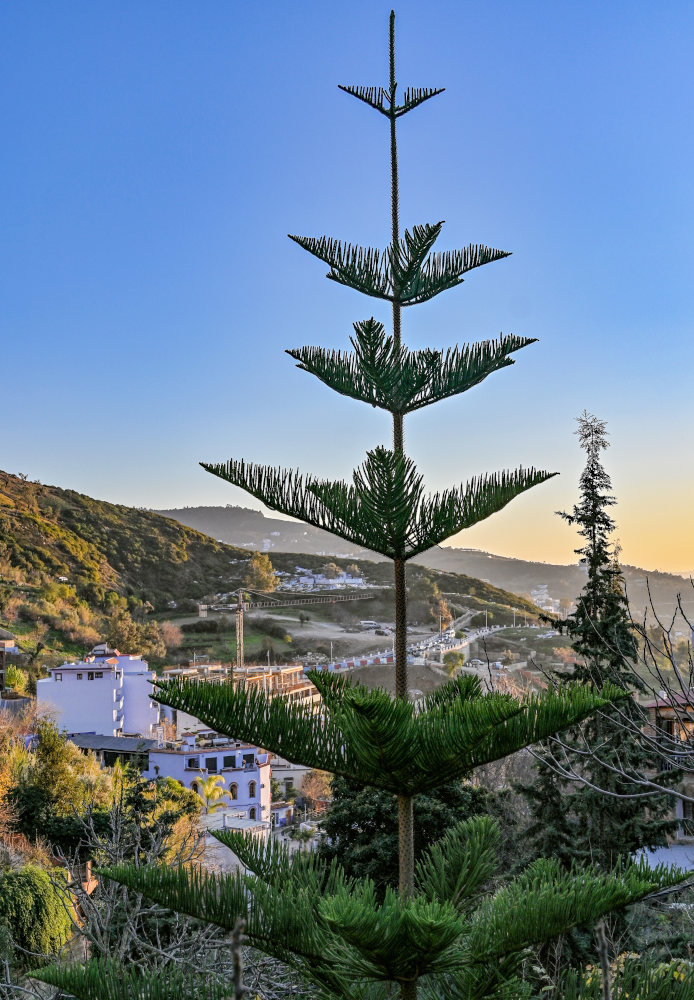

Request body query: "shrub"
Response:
[0, 864, 72, 961]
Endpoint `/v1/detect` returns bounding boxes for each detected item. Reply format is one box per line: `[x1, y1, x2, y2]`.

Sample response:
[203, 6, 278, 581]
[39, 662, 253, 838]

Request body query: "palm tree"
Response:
[197, 773, 226, 814]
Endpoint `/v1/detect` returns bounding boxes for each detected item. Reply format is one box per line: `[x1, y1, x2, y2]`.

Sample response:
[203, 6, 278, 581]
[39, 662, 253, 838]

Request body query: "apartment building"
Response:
[37, 646, 159, 737]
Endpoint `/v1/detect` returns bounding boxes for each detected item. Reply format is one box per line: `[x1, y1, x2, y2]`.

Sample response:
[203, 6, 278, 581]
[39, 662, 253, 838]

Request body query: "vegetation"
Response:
[0, 711, 204, 987]
[300, 769, 332, 807]
[35, 15, 692, 1000]
[6, 718, 112, 854]
[0, 465, 537, 674]
[318, 778, 490, 897]
[243, 551, 278, 593]
[442, 650, 466, 675]
[516, 415, 681, 985]
[0, 864, 71, 962]
[521, 416, 676, 870]
[196, 774, 227, 814]
[3, 665, 27, 693]
[0, 468, 250, 610]
[106, 610, 167, 661]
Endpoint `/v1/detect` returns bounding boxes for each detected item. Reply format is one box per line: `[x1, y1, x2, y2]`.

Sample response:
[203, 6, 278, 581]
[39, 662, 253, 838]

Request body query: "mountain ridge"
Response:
[155, 503, 693, 620]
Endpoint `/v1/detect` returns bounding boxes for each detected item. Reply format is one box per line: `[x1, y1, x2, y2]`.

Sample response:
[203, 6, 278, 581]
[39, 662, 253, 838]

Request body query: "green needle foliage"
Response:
[35, 823, 690, 999]
[288, 229, 510, 305]
[35, 960, 233, 1000]
[34, 13, 690, 1000]
[562, 957, 694, 1000]
[287, 322, 535, 414]
[150, 671, 626, 795]
[201, 450, 554, 560]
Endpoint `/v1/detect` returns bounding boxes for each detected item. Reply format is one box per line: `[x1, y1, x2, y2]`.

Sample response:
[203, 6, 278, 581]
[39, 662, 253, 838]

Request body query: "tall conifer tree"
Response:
[37, 18, 687, 1000]
[521, 413, 676, 872]
[550, 413, 676, 868]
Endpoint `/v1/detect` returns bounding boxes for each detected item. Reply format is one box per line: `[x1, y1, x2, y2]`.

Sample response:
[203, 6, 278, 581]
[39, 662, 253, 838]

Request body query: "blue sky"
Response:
[3, 1, 693, 573]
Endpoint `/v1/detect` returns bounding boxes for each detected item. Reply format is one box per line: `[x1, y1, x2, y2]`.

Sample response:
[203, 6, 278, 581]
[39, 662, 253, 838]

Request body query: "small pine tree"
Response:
[36, 18, 688, 1000]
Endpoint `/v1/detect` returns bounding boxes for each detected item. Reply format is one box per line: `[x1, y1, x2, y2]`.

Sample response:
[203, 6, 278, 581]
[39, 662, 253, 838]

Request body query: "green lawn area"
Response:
[177, 625, 296, 663]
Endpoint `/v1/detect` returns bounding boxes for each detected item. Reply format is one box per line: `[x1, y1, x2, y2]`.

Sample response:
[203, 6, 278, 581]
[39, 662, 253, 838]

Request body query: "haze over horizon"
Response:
[3, 2, 693, 575]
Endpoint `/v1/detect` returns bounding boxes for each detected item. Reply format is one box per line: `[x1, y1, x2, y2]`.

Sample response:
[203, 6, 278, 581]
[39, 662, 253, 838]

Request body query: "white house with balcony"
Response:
[143, 731, 271, 824]
[36, 646, 159, 737]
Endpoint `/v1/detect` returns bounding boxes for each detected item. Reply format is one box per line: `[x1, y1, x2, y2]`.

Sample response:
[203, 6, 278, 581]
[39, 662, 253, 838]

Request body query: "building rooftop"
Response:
[642, 691, 694, 710]
[68, 733, 157, 753]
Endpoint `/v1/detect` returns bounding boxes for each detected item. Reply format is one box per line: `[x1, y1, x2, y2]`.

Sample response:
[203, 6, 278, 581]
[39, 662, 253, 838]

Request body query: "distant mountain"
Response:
[157, 504, 693, 620]
[414, 548, 693, 622]
[154, 504, 373, 558]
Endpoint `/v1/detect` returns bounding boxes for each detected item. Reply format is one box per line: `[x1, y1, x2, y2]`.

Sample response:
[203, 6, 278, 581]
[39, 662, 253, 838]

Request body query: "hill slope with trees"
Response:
[0, 470, 250, 609]
[157, 502, 692, 619]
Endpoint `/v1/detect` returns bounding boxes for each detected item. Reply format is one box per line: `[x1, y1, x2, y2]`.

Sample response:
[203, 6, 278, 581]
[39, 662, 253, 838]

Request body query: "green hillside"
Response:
[0, 470, 538, 672]
[0, 470, 249, 608]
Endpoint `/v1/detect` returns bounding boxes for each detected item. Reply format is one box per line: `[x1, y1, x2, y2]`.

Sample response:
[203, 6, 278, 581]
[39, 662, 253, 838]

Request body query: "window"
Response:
[243, 752, 254, 766]
[55, 673, 62, 682]
[683, 800, 694, 836]
[191, 781, 199, 795]
[95, 671, 103, 679]
[186, 757, 200, 770]
[249, 807, 257, 820]
[76, 673, 83, 680]
[223, 755, 235, 769]
[87, 672, 94, 681]
[205, 757, 218, 773]
[248, 780, 257, 798]
[229, 783, 238, 800]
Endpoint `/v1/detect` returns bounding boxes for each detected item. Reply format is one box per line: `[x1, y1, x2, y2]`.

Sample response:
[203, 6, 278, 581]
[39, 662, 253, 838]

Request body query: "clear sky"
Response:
[3, 1, 693, 574]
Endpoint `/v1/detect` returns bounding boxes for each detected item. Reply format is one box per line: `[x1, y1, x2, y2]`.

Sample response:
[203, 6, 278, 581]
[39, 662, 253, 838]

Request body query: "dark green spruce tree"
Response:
[37, 18, 688, 1000]
[522, 412, 677, 872]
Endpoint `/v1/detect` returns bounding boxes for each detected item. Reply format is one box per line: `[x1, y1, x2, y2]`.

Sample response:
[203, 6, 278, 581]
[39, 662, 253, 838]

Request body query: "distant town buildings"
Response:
[530, 584, 561, 615]
[284, 567, 371, 591]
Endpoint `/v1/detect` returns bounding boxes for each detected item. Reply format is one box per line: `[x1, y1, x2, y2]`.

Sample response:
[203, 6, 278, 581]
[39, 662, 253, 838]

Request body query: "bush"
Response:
[4, 665, 28, 693]
[0, 864, 72, 960]
[181, 619, 219, 634]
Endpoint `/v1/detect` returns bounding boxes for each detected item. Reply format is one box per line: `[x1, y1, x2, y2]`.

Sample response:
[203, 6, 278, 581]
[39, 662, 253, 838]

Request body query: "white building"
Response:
[286, 567, 369, 591]
[37, 646, 159, 738]
[269, 754, 310, 800]
[143, 731, 272, 823]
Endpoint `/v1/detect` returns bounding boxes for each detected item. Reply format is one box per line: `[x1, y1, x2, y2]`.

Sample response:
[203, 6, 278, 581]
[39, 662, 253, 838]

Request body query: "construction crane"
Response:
[199, 589, 386, 673]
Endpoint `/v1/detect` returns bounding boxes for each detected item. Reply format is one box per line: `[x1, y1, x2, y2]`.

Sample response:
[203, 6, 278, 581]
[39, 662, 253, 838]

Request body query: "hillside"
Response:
[157, 504, 693, 620]
[0, 471, 250, 609]
[155, 504, 371, 558]
[414, 547, 694, 621]
[0, 471, 538, 671]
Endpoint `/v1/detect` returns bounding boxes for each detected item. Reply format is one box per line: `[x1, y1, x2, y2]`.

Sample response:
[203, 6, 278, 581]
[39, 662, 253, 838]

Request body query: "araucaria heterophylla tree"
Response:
[36, 14, 690, 1000]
